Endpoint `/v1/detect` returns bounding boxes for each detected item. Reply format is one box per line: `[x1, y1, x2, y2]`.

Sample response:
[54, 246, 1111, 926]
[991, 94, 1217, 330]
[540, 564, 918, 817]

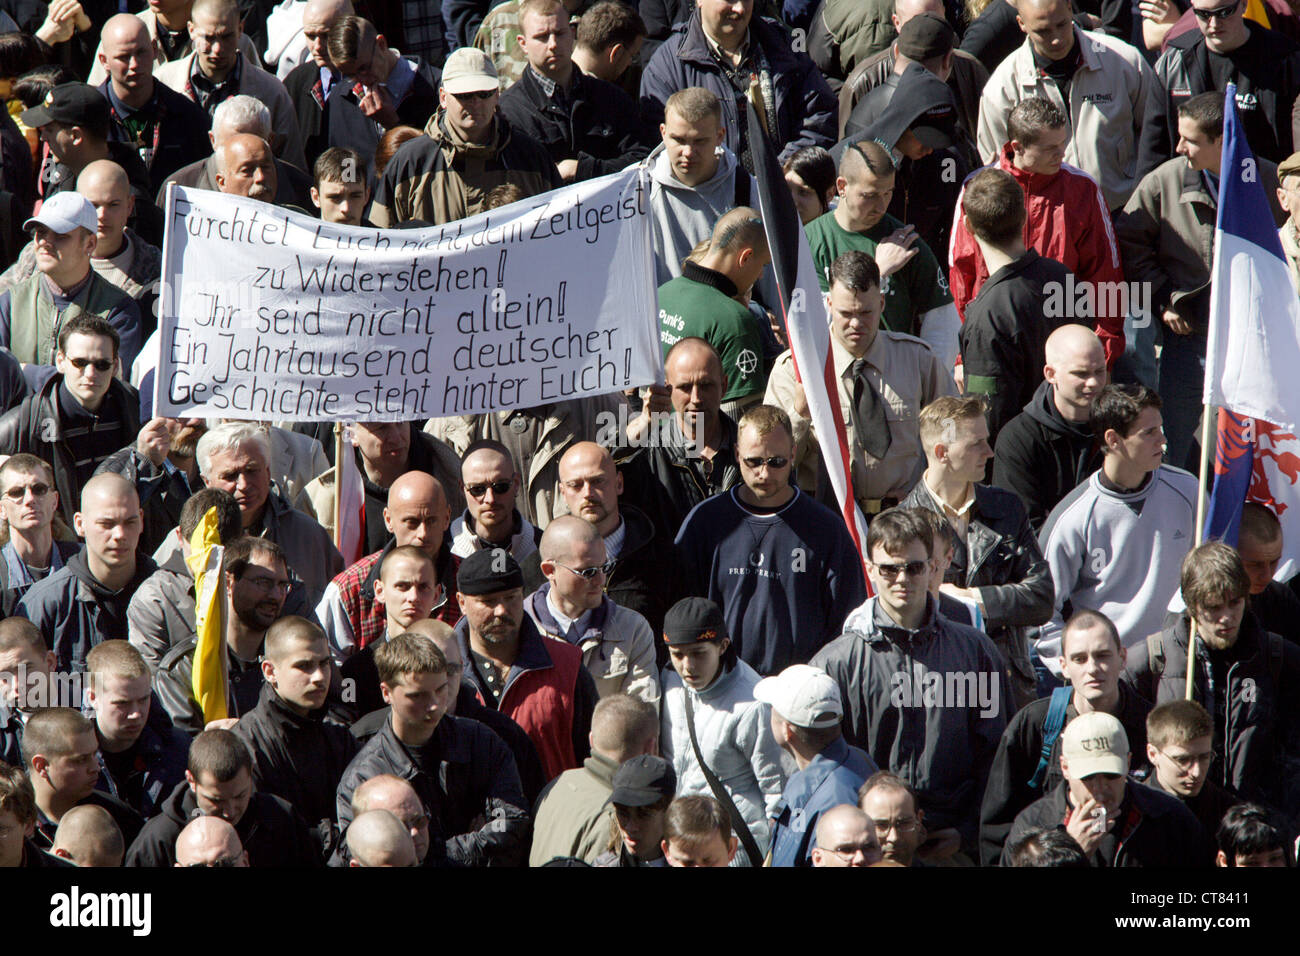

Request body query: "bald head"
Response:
[175, 815, 247, 867]
[102, 12, 151, 51]
[347, 810, 418, 867]
[839, 140, 895, 184]
[558, 441, 622, 535]
[664, 337, 727, 425]
[80, 472, 139, 513]
[76, 160, 134, 256]
[384, 471, 450, 560]
[216, 134, 276, 201]
[1044, 323, 1104, 368]
[539, 514, 602, 564]
[303, 0, 356, 67]
[811, 804, 881, 867]
[894, 0, 944, 24]
[52, 805, 124, 867]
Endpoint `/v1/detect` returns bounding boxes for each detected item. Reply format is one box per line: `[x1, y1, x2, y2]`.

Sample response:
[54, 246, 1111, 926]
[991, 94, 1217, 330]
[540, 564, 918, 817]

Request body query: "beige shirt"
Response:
[764, 329, 956, 504]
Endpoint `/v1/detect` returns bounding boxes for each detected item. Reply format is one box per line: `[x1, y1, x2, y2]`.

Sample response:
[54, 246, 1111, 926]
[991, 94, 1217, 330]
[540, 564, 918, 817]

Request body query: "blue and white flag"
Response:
[1203, 82, 1300, 429]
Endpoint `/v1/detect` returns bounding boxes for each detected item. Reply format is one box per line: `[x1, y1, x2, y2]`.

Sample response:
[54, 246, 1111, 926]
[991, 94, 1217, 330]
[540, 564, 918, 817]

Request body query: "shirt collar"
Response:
[544, 587, 594, 637]
[920, 471, 975, 519]
[384, 53, 417, 106]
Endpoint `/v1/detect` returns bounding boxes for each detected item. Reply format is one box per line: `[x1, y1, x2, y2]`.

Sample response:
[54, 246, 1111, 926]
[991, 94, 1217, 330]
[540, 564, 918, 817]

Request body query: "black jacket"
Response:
[959, 250, 1072, 444]
[234, 683, 360, 826]
[979, 682, 1153, 866]
[1138, 21, 1300, 176]
[1002, 779, 1213, 866]
[349, 684, 549, 808]
[499, 66, 653, 181]
[991, 379, 1103, 532]
[1145, 772, 1240, 845]
[18, 549, 157, 675]
[336, 713, 531, 866]
[125, 780, 322, 867]
[615, 412, 741, 545]
[810, 596, 1011, 852]
[94, 705, 191, 821]
[1124, 611, 1300, 816]
[1251, 580, 1300, 645]
[0, 372, 142, 527]
[520, 502, 683, 659]
[899, 478, 1054, 702]
[100, 78, 214, 195]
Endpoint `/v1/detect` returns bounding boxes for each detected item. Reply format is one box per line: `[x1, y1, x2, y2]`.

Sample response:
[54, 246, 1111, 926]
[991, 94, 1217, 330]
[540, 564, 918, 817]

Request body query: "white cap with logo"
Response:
[23, 192, 97, 236]
[754, 664, 843, 729]
[1061, 711, 1130, 778]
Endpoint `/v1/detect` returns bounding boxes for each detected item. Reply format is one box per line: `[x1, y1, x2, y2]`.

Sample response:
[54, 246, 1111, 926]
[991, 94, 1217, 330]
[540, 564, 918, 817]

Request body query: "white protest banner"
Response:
[154, 167, 659, 421]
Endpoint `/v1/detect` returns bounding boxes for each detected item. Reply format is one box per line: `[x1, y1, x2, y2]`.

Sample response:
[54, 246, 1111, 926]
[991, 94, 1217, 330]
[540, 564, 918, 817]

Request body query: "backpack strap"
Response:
[1027, 686, 1073, 790]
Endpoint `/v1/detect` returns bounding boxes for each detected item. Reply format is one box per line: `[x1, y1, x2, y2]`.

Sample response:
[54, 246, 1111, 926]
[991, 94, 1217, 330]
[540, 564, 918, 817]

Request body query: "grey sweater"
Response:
[1035, 465, 1199, 669]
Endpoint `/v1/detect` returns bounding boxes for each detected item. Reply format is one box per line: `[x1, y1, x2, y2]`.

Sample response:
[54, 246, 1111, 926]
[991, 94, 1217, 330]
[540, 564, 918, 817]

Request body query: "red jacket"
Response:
[949, 142, 1126, 366]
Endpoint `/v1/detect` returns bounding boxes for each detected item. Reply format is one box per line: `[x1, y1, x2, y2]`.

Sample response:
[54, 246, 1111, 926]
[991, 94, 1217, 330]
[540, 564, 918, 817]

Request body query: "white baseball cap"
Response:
[1061, 711, 1130, 778]
[754, 664, 843, 728]
[441, 47, 500, 95]
[23, 192, 97, 236]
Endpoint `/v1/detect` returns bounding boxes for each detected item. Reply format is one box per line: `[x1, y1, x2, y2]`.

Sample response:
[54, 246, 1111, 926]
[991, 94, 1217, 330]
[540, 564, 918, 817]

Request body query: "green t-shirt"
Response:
[805, 211, 953, 337]
[658, 274, 765, 402]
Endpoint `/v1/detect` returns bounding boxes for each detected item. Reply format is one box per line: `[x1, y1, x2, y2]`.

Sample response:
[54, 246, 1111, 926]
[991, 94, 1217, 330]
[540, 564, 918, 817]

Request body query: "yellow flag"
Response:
[186, 506, 227, 724]
[1244, 0, 1271, 28]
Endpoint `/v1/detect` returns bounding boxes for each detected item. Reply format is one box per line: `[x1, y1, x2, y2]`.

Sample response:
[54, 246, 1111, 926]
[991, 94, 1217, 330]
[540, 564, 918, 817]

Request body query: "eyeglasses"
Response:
[465, 479, 512, 499]
[239, 573, 291, 594]
[826, 843, 879, 860]
[3, 482, 50, 499]
[184, 856, 242, 867]
[872, 817, 919, 835]
[450, 89, 496, 101]
[740, 456, 789, 470]
[66, 357, 114, 372]
[1156, 748, 1213, 771]
[873, 560, 929, 579]
[1192, 0, 1241, 19]
[557, 560, 616, 580]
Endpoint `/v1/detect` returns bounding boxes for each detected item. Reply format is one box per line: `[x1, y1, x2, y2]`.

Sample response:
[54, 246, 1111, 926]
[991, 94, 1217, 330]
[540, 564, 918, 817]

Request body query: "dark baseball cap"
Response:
[662, 596, 728, 646]
[456, 547, 523, 595]
[896, 13, 956, 60]
[867, 62, 958, 151]
[21, 83, 110, 139]
[609, 755, 676, 807]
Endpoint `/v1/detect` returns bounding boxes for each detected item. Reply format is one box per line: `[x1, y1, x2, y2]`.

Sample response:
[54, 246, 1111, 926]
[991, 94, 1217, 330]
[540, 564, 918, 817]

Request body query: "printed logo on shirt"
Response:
[1082, 92, 1114, 105]
[1235, 91, 1258, 111]
[735, 349, 758, 376]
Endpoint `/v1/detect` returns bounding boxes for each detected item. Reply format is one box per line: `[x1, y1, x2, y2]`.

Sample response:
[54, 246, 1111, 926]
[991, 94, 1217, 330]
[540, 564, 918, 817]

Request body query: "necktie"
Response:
[851, 358, 892, 460]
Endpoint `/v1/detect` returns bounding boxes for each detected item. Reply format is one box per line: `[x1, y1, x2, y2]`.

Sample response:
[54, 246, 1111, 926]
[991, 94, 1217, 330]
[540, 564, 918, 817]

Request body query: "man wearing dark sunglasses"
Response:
[370, 45, 561, 227]
[1138, 0, 1300, 175]
[449, 439, 540, 563]
[0, 315, 141, 532]
[675, 403, 867, 676]
[811, 506, 1011, 864]
[527, 515, 659, 704]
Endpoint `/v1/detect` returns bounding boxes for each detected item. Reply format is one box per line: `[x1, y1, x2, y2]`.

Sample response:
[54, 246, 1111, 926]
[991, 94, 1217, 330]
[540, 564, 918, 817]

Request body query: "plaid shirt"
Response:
[334, 549, 463, 652]
[402, 0, 447, 67]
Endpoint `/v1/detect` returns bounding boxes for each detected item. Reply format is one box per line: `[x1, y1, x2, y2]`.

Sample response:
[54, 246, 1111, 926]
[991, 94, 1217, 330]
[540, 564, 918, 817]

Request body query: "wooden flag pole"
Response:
[1186, 403, 1216, 700]
[333, 423, 345, 552]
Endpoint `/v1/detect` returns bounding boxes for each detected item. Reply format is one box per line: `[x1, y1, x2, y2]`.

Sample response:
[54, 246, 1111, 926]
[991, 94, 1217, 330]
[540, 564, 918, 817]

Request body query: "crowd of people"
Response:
[0, 0, 1298, 871]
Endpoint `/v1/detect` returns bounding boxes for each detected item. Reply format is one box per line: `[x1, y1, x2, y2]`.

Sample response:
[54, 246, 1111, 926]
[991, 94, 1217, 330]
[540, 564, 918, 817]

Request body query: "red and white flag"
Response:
[745, 103, 871, 588]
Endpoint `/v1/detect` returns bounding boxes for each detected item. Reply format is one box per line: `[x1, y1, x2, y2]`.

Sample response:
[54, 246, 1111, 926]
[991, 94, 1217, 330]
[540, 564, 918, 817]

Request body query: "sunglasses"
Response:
[1192, 0, 1241, 19]
[466, 479, 512, 499]
[557, 560, 616, 580]
[3, 482, 50, 499]
[874, 560, 929, 580]
[66, 357, 114, 372]
[741, 456, 790, 470]
[450, 89, 496, 101]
